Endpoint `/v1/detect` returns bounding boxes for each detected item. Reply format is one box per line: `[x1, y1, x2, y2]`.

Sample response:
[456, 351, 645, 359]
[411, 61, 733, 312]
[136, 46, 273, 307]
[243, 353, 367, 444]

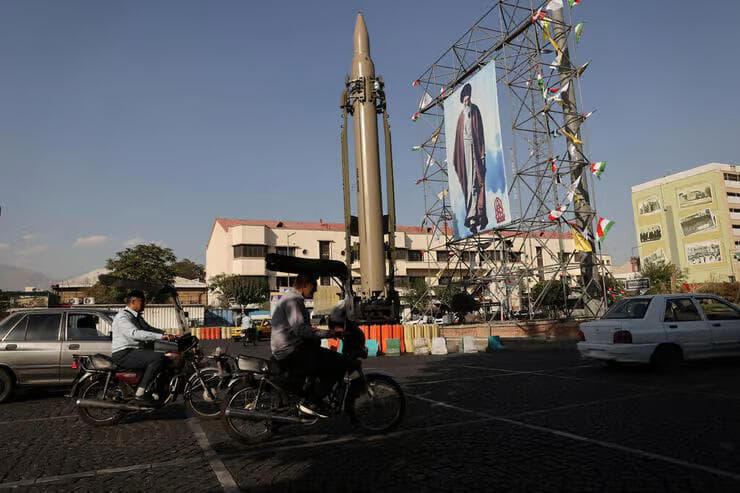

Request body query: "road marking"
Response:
[218, 416, 498, 460]
[403, 371, 531, 386]
[0, 414, 77, 426]
[508, 391, 668, 417]
[186, 418, 240, 493]
[0, 457, 202, 489]
[406, 393, 740, 483]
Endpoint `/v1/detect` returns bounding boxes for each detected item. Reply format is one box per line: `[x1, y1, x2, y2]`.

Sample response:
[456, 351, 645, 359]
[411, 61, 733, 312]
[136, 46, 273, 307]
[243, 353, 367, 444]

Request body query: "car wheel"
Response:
[651, 345, 683, 372]
[0, 369, 15, 403]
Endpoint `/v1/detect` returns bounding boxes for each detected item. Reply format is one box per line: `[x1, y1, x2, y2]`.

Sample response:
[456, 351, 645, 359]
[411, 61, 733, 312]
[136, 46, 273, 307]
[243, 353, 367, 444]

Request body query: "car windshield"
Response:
[602, 298, 652, 319]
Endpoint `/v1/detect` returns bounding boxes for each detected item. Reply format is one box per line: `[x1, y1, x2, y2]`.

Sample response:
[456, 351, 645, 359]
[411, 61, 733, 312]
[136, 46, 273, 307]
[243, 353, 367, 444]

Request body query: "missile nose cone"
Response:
[353, 12, 370, 55]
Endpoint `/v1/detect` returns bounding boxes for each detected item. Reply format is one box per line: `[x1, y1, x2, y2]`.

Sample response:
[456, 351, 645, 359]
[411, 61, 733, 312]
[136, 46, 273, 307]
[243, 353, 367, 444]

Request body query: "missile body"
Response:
[351, 14, 386, 297]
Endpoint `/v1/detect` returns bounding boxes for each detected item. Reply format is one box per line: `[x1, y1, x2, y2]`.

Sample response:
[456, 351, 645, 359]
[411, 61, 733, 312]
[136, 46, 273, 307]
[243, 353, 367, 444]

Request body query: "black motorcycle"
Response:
[221, 325, 405, 443]
[71, 333, 224, 426]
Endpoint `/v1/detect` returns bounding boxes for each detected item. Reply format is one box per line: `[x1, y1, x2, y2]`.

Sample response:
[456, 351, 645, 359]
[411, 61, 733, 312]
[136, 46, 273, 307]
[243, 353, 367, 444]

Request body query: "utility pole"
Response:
[548, 6, 600, 300]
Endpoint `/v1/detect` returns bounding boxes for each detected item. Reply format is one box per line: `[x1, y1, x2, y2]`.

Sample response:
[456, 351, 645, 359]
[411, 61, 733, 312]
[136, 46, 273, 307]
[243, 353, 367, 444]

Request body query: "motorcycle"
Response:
[71, 333, 225, 426]
[221, 325, 405, 443]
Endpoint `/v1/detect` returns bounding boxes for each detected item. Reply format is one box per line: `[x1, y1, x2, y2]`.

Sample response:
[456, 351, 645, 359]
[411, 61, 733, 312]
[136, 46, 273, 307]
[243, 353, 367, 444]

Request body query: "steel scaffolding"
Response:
[411, 0, 610, 320]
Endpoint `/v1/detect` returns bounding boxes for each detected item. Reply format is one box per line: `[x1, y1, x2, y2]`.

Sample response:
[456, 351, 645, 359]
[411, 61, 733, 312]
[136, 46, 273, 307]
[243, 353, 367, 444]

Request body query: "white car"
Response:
[578, 294, 740, 370]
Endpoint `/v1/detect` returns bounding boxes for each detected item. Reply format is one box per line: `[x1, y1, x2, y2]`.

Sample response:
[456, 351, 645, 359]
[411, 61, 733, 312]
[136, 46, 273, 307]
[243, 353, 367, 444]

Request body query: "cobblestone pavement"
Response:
[1, 341, 739, 492]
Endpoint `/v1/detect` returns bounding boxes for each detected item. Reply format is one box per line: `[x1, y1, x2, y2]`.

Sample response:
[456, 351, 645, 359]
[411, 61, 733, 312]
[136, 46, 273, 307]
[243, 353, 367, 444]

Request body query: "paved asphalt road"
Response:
[1, 341, 739, 492]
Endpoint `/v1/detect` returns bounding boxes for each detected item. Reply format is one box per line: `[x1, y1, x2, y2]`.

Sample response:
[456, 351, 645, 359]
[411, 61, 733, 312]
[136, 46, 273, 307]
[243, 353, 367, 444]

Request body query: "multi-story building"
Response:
[205, 218, 612, 309]
[631, 162, 740, 282]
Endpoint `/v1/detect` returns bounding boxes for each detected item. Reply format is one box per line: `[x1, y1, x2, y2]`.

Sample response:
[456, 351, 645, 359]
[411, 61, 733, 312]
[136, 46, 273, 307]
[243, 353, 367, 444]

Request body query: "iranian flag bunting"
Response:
[412, 79, 421, 88]
[569, 0, 581, 7]
[597, 217, 615, 241]
[590, 161, 606, 178]
[411, 112, 420, 121]
[575, 23, 585, 43]
[548, 205, 566, 222]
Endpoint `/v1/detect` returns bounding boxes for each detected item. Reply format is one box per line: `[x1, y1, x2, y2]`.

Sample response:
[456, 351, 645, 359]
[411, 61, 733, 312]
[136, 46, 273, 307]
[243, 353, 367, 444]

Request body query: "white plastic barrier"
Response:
[413, 338, 430, 355]
[462, 336, 478, 353]
[431, 337, 448, 355]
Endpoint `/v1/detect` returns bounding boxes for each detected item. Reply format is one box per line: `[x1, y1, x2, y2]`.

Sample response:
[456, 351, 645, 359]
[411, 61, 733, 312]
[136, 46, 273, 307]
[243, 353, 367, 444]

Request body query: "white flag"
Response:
[546, 0, 563, 11]
[419, 91, 433, 111]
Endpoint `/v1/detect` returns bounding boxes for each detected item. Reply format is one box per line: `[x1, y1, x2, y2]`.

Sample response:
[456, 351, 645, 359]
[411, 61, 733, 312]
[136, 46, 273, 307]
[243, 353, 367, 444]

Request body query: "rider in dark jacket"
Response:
[270, 275, 345, 418]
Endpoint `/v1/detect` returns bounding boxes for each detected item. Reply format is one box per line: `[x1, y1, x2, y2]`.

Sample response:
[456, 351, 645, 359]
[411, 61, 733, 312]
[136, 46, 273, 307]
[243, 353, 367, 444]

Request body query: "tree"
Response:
[402, 278, 430, 314]
[83, 282, 122, 304]
[105, 243, 178, 302]
[208, 274, 269, 309]
[530, 280, 569, 314]
[173, 259, 205, 281]
[642, 260, 687, 294]
[450, 291, 478, 319]
[434, 283, 459, 310]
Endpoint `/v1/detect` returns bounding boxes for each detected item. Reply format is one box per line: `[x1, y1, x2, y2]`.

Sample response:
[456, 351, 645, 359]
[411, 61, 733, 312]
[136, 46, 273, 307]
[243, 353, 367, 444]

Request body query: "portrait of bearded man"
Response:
[452, 83, 488, 234]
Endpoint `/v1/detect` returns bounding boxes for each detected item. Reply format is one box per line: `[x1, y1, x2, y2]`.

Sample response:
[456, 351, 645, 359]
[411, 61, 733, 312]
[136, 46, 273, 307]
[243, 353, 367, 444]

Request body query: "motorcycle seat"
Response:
[237, 355, 271, 374]
[90, 353, 119, 371]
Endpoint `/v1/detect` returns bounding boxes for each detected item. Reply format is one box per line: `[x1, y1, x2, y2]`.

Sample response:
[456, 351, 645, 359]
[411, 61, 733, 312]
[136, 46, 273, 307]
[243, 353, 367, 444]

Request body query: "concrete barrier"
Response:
[431, 337, 448, 355]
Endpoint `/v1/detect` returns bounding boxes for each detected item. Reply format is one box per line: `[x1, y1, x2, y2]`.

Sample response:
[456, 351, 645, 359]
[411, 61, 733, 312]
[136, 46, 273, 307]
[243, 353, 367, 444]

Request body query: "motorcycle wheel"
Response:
[221, 385, 274, 444]
[347, 374, 405, 433]
[77, 379, 127, 427]
[185, 368, 224, 418]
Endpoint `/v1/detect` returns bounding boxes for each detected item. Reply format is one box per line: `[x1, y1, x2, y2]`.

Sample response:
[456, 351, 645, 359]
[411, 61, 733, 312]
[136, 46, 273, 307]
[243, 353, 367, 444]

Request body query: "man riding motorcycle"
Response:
[111, 289, 176, 406]
[270, 274, 346, 418]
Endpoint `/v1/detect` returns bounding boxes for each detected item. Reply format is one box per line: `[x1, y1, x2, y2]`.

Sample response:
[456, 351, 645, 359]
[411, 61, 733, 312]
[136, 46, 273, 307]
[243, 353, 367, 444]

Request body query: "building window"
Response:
[275, 246, 296, 256]
[276, 276, 295, 289]
[733, 225, 740, 230]
[233, 244, 266, 258]
[731, 208, 740, 214]
[729, 192, 740, 197]
[394, 248, 408, 260]
[320, 276, 331, 286]
[436, 250, 449, 262]
[394, 276, 409, 288]
[408, 250, 423, 262]
[725, 173, 739, 181]
[319, 241, 331, 260]
[457, 251, 475, 263]
[438, 276, 452, 286]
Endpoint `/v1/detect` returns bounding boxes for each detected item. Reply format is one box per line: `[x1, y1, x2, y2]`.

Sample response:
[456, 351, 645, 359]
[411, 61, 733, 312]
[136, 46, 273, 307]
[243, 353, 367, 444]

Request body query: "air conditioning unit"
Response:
[70, 298, 81, 305]
[83, 297, 95, 305]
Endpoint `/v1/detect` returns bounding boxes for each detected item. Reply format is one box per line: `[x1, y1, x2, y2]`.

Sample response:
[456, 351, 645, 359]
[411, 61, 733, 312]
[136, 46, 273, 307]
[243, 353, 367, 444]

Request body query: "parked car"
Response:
[578, 294, 740, 370]
[0, 308, 114, 403]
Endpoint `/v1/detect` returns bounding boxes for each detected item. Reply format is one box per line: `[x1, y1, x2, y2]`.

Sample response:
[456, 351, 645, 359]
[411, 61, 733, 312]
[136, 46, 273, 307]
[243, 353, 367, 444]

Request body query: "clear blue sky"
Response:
[1, 0, 738, 279]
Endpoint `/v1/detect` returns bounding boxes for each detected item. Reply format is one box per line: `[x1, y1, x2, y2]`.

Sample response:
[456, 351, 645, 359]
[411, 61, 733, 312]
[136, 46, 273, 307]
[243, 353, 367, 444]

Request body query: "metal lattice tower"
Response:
[411, 0, 610, 320]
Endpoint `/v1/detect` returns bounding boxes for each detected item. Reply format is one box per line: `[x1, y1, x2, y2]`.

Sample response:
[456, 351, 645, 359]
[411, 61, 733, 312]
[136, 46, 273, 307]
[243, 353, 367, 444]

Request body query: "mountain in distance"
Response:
[0, 264, 51, 291]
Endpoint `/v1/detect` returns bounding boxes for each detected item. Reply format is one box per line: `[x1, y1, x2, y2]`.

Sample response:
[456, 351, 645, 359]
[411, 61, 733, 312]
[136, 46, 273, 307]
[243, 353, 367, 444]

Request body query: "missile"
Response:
[351, 13, 386, 297]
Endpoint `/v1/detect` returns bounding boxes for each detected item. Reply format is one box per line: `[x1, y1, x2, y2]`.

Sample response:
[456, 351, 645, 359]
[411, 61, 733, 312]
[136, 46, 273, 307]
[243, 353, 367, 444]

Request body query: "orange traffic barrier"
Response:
[369, 325, 381, 345]
[379, 324, 392, 353]
[360, 325, 370, 341]
[393, 324, 405, 353]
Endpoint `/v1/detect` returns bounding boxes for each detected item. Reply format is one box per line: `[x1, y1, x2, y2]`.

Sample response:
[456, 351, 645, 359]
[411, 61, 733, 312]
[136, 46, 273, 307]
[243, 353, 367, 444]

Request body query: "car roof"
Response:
[6, 307, 116, 316]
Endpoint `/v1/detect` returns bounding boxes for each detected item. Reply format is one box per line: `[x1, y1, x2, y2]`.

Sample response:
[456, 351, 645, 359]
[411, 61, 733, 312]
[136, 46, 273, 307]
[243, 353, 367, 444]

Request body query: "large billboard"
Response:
[443, 62, 510, 240]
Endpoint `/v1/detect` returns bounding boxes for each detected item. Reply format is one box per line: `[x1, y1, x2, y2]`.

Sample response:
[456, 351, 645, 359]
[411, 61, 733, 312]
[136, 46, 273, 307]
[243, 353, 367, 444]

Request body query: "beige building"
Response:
[632, 162, 740, 283]
[52, 268, 208, 305]
[205, 218, 612, 308]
